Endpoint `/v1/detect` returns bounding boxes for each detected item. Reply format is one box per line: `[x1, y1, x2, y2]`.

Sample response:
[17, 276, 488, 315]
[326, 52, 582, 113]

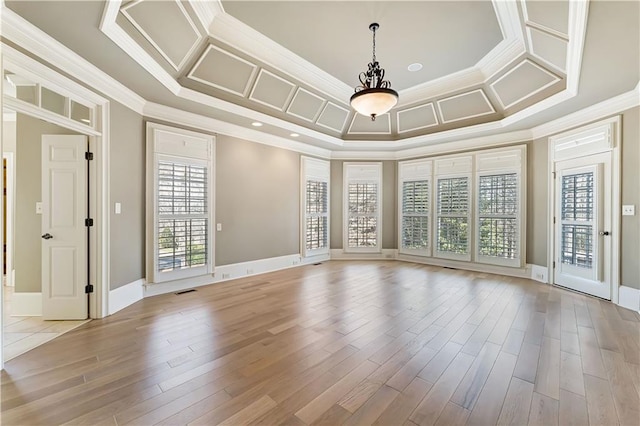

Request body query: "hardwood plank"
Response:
[373, 378, 433, 426]
[560, 331, 580, 356]
[601, 348, 640, 425]
[577, 325, 607, 379]
[417, 341, 462, 384]
[534, 337, 561, 400]
[309, 404, 352, 426]
[409, 352, 475, 426]
[497, 377, 534, 426]
[466, 351, 518, 426]
[434, 402, 471, 426]
[386, 345, 438, 391]
[294, 360, 378, 424]
[558, 389, 589, 426]
[342, 384, 399, 426]
[501, 329, 525, 356]
[527, 392, 559, 426]
[584, 374, 618, 426]
[513, 342, 540, 384]
[217, 395, 277, 426]
[450, 342, 501, 409]
[559, 351, 585, 396]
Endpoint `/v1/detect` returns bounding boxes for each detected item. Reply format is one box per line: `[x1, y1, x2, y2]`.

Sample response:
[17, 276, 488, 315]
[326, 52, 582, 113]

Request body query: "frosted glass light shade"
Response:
[350, 88, 399, 120]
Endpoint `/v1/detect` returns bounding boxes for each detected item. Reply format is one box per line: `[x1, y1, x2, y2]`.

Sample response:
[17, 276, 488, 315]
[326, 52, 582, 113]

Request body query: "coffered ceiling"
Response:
[3, 1, 639, 154]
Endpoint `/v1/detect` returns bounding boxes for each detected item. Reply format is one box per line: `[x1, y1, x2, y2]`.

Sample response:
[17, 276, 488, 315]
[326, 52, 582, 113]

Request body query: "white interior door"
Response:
[553, 152, 612, 299]
[42, 135, 88, 319]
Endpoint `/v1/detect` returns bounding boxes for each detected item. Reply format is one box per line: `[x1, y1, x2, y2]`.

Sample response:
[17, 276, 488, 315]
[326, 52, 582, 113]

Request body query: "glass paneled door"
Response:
[554, 153, 611, 299]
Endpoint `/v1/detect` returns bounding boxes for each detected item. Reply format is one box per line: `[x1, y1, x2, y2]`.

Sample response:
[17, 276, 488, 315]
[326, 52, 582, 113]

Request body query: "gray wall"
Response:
[526, 139, 549, 266]
[621, 107, 640, 289]
[15, 114, 78, 292]
[215, 135, 300, 265]
[109, 102, 145, 290]
[329, 160, 397, 250]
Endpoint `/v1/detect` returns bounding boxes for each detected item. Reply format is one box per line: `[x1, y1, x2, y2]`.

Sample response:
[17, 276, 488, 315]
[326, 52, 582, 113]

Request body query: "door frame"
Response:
[3, 152, 14, 286]
[1, 43, 111, 367]
[547, 116, 621, 303]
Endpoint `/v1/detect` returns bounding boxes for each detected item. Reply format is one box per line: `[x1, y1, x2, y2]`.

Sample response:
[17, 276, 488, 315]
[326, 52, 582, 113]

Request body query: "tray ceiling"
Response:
[99, 0, 578, 143]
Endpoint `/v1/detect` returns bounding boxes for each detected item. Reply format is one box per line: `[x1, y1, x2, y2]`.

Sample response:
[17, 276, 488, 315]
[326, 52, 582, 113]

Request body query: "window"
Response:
[398, 147, 525, 268]
[434, 156, 472, 261]
[560, 171, 594, 268]
[399, 160, 431, 255]
[475, 149, 524, 267]
[147, 123, 214, 283]
[436, 177, 470, 257]
[344, 163, 382, 252]
[301, 157, 330, 258]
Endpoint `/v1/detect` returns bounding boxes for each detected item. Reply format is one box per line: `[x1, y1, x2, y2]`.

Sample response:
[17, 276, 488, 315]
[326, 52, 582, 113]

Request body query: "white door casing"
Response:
[42, 135, 88, 319]
[553, 153, 611, 299]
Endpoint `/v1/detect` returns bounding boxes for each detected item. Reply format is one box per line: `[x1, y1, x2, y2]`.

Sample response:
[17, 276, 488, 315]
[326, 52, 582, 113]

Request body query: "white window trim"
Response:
[343, 162, 382, 253]
[474, 146, 526, 268]
[301, 156, 330, 259]
[398, 159, 432, 257]
[146, 122, 215, 284]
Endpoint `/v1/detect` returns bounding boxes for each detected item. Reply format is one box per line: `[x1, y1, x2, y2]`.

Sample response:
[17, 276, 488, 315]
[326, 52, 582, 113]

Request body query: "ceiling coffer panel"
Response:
[188, 44, 257, 96]
[249, 69, 296, 111]
[348, 113, 391, 135]
[437, 89, 495, 124]
[523, 0, 569, 36]
[316, 102, 350, 133]
[286, 88, 325, 122]
[491, 60, 561, 109]
[397, 103, 439, 133]
[121, 0, 202, 71]
[528, 28, 568, 72]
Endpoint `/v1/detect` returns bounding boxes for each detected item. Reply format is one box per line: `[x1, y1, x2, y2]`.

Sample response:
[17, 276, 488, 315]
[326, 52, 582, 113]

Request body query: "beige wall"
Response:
[15, 114, 78, 292]
[621, 107, 640, 289]
[215, 135, 300, 265]
[329, 160, 397, 250]
[109, 103, 145, 290]
[2, 119, 16, 153]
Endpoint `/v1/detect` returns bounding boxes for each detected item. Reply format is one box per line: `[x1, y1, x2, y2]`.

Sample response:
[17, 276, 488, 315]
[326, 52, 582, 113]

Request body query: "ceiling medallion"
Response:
[350, 23, 399, 121]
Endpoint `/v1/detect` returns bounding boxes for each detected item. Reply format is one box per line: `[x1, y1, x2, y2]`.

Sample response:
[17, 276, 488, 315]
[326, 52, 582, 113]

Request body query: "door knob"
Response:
[41, 233, 53, 240]
[598, 231, 610, 236]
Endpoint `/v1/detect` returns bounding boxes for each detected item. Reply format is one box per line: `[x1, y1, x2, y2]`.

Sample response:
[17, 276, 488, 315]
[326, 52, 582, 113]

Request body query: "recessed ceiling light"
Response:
[407, 63, 423, 72]
[251, 122, 263, 127]
[290, 133, 299, 137]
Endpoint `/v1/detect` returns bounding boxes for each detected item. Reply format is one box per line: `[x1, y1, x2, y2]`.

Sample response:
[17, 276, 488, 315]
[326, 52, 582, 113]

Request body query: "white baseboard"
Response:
[618, 286, 640, 313]
[301, 253, 330, 265]
[109, 278, 145, 315]
[11, 292, 42, 316]
[397, 254, 531, 279]
[330, 249, 397, 260]
[143, 254, 303, 298]
[530, 264, 549, 283]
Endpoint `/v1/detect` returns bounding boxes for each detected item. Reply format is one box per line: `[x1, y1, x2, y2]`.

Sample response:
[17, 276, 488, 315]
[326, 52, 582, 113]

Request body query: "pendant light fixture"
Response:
[350, 23, 399, 121]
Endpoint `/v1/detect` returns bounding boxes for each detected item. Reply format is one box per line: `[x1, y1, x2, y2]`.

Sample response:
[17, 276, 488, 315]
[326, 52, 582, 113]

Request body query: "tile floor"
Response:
[3, 286, 90, 361]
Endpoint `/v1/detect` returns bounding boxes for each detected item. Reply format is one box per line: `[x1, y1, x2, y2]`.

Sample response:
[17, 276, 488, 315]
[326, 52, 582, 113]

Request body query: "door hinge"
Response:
[553, 217, 556, 224]
[85, 284, 94, 293]
[553, 261, 556, 269]
[552, 171, 556, 179]
[85, 218, 94, 227]
[85, 152, 94, 161]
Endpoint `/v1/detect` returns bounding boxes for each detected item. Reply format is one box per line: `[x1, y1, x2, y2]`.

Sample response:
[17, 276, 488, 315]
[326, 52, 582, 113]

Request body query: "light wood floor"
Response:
[1, 261, 639, 425]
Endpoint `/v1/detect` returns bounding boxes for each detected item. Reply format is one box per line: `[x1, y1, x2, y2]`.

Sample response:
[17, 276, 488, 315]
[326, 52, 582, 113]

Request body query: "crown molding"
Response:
[209, 12, 351, 104]
[565, 0, 589, 95]
[531, 84, 640, 139]
[143, 102, 332, 159]
[1, 4, 146, 114]
[191, 0, 222, 31]
[99, 0, 181, 94]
